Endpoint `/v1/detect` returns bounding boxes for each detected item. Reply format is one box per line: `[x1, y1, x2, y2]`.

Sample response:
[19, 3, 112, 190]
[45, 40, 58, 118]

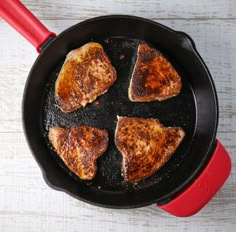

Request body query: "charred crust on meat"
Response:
[129, 43, 182, 102]
[55, 42, 117, 112]
[114, 116, 185, 182]
[48, 125, 109, 180]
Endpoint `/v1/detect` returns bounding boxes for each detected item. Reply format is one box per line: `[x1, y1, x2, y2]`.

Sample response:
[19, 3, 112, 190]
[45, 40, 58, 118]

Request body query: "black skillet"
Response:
[0, 0, 231, 216]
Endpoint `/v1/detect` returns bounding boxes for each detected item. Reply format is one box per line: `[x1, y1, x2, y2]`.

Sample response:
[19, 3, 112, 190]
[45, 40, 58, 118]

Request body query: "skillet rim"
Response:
[22, 15, 218, 208]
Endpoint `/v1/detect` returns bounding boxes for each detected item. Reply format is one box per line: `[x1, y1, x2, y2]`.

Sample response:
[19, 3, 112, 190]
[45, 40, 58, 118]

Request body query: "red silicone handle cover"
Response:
[0, 0, 55, 52]
[157, 140, 231, 217]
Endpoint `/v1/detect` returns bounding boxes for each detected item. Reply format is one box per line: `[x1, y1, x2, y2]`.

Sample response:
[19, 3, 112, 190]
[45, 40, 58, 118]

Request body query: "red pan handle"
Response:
[0, 0, 55, 53]
[157, 140, 231, 216]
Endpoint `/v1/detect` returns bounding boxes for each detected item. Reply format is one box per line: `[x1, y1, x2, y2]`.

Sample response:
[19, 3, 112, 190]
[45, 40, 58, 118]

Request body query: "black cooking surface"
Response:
[42, 37, 196, 192]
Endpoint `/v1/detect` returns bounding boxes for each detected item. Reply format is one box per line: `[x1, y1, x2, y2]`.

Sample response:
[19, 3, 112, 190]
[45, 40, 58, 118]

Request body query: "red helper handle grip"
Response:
[0, 0, 55, 52]
[158, 140, 231, 217]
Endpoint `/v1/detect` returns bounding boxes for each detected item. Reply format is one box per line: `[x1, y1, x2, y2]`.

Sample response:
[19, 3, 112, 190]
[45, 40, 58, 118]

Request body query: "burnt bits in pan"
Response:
[42, 37, 196, 192]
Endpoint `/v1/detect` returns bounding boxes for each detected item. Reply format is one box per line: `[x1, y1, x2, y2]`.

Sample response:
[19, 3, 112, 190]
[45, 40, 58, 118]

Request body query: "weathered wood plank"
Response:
[18, 0, 236, 20]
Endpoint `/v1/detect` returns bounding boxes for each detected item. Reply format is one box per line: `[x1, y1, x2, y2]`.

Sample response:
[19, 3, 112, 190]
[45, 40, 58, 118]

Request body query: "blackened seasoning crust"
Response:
[115, 116, 185, 182]
[48, 125, 109, 180]
[55, 42, 117, 112]
[129, 43, 182, 102]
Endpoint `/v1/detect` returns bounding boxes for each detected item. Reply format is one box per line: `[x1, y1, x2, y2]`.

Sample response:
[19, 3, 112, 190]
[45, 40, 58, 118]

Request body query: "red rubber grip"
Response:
[0, 0, 55, 52]
[157, 140, 231, 217]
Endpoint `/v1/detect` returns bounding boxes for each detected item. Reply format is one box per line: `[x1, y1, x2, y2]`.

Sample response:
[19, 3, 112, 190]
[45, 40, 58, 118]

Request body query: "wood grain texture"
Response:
[0, 0, 236, 231]
[20, 0, 236, 20]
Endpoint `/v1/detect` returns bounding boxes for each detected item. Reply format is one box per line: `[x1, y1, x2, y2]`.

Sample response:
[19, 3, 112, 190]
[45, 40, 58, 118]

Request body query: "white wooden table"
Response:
[0, 0, 235, 231]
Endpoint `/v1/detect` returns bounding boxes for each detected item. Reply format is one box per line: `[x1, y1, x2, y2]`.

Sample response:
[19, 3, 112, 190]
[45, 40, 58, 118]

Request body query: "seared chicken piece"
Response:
[55, 42, 117, 112]
[115, 116, 185, 182]
[48, 125, 109, 180]
[129, 43, 182, 102]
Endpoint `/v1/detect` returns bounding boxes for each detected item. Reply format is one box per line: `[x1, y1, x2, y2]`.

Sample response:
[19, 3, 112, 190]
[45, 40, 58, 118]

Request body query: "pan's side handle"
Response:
[0, 0, 55, 53]
[157, 140, 231, 217]
[176, 31, 196, 50]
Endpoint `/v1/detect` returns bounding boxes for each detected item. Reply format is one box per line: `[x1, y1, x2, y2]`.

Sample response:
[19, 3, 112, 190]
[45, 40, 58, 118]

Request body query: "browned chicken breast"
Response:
[55, 42, 117, 112]
[115, 116, 185, 182]
[128, 43, 182, 102]
[48, 125, 109, 180]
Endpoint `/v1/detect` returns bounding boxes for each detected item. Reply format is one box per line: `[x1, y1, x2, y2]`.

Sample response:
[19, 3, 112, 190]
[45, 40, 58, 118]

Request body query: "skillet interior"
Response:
[42, 37, 196, 190]
[23, 15, 218, 207]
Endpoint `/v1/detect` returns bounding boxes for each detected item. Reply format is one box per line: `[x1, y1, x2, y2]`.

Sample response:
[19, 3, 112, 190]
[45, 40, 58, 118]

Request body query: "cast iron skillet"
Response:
[0, 0, 231, 217]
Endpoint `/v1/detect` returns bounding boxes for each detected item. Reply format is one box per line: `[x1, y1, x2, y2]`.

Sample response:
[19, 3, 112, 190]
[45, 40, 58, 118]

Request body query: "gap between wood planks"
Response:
[1, 18, 236, 22]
